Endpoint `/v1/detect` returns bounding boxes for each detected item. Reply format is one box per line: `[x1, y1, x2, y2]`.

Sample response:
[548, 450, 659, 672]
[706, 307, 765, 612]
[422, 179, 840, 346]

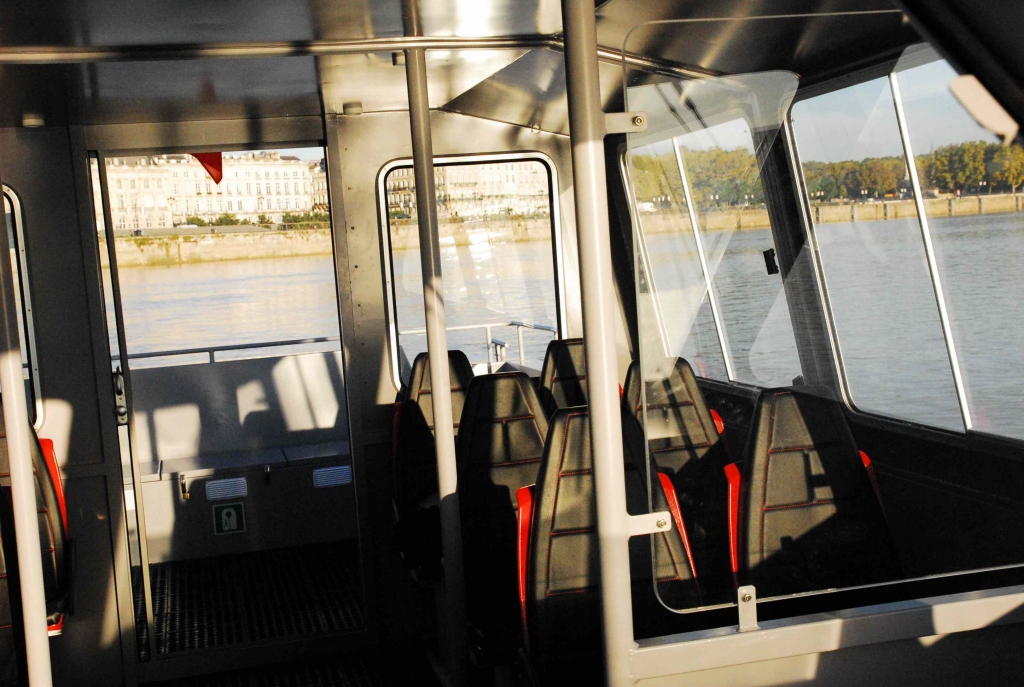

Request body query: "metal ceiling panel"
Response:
[440, 48, 625, 135]
[595, 0, 918, 81]
[320, 48, 529, 114]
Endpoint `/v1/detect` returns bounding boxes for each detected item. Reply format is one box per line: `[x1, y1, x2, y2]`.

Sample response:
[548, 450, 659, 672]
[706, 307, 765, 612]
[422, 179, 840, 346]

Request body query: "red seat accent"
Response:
[859, 450, 885, 510]
[516, 484, 535, 651]
[724, 462, 741, 588]
[657, 473, 699, 595]
[47, 613, 64, 636]
[709, 409, 725, 437]
[39, 439, 67, 532]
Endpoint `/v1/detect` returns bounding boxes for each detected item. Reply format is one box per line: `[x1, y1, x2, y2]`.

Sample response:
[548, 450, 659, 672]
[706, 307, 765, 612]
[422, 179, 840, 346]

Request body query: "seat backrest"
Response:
[526, 408, 701, 675]
[456, 371, 550, 654]
[537, 338, 587, 414]
[622, 357, 727, 484]
[738, 387, 901, 596]
[0, 414, 71, 638]
[392, 350, 474, 513]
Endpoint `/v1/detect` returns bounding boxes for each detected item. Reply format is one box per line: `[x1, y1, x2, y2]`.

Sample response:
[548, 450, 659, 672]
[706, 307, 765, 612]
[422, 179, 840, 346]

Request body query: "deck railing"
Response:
[108, 320, 556, 367]
[398, 320, 556, 365]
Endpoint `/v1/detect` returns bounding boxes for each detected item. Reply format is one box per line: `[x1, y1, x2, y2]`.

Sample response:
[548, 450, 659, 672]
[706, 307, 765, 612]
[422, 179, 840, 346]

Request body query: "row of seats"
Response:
[390, 341, 901, 681]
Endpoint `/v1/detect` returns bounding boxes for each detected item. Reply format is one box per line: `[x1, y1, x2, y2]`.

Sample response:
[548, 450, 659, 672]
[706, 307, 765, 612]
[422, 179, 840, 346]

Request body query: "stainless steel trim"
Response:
[0, 157, 53, 687]
[0, 35, 714, 81]
[1, 186, 44, 428]
[630, 584, 1024, 681]
[562, 0, 635, 684]
[402, 3, 468, 679]
[672, 137, 735, 381]
[376, 151, 564, 388]
[96, 153, 157, 659]
[889, 72, 973, 431]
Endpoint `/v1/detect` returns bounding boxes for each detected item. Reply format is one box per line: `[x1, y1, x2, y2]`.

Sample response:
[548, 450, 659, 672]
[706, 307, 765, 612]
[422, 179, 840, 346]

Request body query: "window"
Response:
[894, 47, 1024, 441]
[3, 189, 41, 426]
[792, 77, 964, 431]
[380, 155, 562, 382]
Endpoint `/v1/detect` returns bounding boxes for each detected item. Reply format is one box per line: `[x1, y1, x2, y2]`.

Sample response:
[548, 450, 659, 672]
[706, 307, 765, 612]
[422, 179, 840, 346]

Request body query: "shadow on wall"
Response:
[129, 350, 348, 465]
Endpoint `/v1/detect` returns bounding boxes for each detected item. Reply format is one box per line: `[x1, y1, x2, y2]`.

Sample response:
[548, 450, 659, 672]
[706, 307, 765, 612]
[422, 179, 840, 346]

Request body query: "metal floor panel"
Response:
[134, 542, 364, 657]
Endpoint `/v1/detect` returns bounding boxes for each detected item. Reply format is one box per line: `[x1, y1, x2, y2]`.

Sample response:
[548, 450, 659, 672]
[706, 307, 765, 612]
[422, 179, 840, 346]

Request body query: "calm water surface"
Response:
[105, 212, 1024, 439]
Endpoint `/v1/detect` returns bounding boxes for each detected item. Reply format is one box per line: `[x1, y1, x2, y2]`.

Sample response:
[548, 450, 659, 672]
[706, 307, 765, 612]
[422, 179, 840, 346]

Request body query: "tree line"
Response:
[632, 140, 1024, 207]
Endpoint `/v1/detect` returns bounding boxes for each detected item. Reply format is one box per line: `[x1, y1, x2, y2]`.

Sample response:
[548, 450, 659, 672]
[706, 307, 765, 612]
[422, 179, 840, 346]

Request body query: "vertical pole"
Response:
[0, 174, 53, 685]
[673, 138, 735, 380]
[561, 0, 635, 684]
[889, 73, 973, 431]
[402, 1, 468, 683]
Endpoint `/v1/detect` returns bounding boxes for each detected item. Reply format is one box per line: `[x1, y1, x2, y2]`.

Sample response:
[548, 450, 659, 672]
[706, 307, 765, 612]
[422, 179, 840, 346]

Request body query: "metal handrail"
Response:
[111, 336, 341, 364]
[398, 320, 556, 364]
[106, 319, 556, 366]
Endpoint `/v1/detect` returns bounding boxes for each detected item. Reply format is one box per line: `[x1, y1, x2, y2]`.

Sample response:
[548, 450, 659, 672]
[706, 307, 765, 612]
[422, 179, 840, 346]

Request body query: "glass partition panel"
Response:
[626, 61, 800, 613]
[895, 46, 1024, 440]
[2, 189, 39, 425]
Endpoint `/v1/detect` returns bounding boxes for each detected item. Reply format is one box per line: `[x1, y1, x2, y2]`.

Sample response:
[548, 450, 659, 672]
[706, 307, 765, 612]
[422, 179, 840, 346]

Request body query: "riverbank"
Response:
[639, 193, 1024, 233]
[102, 219, 554, 267]
[101, 196, 1024, 267]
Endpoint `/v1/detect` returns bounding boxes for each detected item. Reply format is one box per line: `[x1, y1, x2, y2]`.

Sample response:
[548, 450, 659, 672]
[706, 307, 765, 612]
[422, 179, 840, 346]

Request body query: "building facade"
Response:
[385, 160, 550, 220]
[101, 152, 325, 230]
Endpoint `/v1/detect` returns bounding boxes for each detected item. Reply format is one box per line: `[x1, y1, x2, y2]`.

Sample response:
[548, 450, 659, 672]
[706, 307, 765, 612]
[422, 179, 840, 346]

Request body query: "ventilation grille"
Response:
[314, 466, 352, 489]
[206, 477, 248, 501]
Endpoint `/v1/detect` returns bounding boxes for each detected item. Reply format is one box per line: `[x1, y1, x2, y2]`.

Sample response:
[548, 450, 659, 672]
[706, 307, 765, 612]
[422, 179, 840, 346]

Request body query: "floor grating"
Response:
[132, 542, 364, 657]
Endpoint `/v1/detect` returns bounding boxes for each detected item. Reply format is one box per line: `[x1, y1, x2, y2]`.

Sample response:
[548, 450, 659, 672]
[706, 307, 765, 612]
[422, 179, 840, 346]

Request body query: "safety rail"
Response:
[111, 336, 342, 364]
[106, 319, 556, 367]
[398, 320, 556, 365]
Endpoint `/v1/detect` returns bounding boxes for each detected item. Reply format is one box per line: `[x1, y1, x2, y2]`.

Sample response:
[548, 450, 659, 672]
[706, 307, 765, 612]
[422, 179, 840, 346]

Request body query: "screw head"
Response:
[632, 115, 645, 127]
[741, 593, 752, 603]
[656, 518, 668, 529]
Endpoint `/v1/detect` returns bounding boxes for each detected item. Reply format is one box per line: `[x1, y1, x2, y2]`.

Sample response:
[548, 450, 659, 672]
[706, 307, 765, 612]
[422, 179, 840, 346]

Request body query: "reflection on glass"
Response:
[896, 49, 1024, 440]
[385, 160, 558, 374]
[680, 119, 802, 388]
[791, 77, 964, 432]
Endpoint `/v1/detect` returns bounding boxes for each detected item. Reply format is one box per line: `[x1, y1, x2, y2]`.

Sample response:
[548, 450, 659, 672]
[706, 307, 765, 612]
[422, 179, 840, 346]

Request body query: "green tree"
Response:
[213, 213, 240, 226]
[183, 215, 208, 226]
[993, 144, 1024, 193]
[256, 214, 271, 225]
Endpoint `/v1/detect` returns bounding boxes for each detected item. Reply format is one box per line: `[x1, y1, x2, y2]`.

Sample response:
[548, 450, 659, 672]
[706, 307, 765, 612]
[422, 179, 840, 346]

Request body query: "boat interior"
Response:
[1, 0, 1024, 685]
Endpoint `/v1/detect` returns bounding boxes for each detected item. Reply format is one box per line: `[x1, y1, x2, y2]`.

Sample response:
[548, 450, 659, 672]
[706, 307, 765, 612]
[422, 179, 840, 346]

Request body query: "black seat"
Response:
[456, 371, 549, 659]
[537, 338, 587, 414]
[391, 350, 474, 576]
[726, 387, 901, 597]
[519, 407, 701, 681]
[0, 414, 72, 681]
[392, 350, 474, 515]
[623, 357, 732, 596]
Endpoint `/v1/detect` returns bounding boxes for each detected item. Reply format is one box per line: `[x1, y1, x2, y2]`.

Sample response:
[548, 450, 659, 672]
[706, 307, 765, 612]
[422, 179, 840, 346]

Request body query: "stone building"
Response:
[101, 151, 323, 230]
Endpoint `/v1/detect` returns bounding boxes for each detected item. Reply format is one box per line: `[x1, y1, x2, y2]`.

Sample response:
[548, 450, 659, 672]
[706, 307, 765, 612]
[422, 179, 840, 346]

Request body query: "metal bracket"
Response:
[628, 511, 672, 537]
[737, 585, 759, 632]
[604, 111, 648, 135]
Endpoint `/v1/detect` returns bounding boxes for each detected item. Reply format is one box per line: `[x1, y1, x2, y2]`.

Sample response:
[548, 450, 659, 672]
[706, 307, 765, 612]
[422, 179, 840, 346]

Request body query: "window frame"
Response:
[3, 186, 43, 429]
[787, 70, 1024, 452]
[376, 152, 566, 389]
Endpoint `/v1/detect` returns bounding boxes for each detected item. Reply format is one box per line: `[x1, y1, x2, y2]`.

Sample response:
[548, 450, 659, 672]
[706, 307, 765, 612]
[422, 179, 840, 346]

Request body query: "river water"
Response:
[105, 212, 1024, 440]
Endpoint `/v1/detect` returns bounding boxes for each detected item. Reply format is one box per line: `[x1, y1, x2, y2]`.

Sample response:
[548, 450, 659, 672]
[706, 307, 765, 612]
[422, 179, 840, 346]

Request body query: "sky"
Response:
[791, 55, 996, 164]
